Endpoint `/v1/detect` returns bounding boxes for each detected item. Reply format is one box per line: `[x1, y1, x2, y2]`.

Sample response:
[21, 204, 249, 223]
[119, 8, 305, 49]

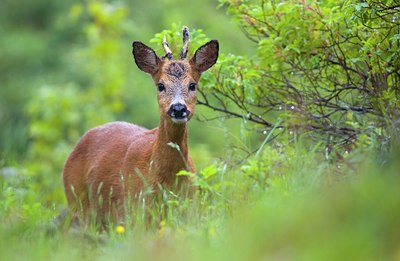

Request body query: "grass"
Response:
[1, 141, 399, 260]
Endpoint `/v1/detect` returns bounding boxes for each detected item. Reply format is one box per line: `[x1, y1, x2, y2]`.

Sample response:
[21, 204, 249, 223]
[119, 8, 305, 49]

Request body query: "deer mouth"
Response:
[171, 117, 188, 124]
[169, 111, 190, 124]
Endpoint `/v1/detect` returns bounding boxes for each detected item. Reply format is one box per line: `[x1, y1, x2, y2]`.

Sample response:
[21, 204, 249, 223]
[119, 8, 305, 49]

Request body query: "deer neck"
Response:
[151, 116, 189, 180]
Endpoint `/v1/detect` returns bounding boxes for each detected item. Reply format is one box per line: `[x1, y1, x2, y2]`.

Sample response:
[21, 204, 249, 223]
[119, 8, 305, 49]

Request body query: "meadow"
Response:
[1, 144, 399, 260]
[1, 0, 399, 260]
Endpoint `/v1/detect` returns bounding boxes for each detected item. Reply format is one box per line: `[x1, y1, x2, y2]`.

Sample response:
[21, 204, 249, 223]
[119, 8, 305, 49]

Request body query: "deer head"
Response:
[132, 27, 219, 124]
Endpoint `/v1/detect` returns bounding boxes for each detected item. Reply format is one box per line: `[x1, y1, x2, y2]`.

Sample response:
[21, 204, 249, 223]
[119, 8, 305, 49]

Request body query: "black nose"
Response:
[168, 103, 188, 119]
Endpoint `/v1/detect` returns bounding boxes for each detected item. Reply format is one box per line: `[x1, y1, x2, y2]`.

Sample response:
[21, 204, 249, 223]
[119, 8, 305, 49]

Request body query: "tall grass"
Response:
[0, 140, 399, 260]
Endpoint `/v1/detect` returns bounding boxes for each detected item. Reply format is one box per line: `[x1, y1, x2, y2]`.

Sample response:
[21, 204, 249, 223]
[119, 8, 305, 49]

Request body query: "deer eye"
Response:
[189, 83, 196, 91]
[157, 83, 165, 92]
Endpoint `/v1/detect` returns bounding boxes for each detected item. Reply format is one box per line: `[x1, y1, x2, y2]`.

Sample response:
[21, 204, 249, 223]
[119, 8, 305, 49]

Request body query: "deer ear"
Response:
[190, 40, 219, 73]
[132, 41, 162, 75]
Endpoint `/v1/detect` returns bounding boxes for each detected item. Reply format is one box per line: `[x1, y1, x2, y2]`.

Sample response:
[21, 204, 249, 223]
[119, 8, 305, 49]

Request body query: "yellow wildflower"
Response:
[115, 225, 125, 234]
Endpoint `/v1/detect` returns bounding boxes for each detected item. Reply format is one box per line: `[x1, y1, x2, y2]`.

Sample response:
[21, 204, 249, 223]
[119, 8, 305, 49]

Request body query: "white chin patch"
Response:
[171, 117, 188, 124]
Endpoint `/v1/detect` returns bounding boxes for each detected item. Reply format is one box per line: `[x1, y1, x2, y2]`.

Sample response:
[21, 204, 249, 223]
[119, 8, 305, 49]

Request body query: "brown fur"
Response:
[62, 38, 219, 226]
[166, 62, 188, 78]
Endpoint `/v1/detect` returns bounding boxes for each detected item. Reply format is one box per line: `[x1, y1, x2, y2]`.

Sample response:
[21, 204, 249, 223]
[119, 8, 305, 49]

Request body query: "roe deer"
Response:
[62, 27, 219, 226]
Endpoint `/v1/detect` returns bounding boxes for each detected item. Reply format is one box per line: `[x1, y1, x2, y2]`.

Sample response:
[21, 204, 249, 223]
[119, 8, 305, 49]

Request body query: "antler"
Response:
[162, 27, 190, 60]
[180, 26, 190, 60]
[163, 35, 174, 60]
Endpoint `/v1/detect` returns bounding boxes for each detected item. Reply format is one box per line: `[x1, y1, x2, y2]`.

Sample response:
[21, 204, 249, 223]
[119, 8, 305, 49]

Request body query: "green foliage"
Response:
[221, 161, 400, 260]
[24, 1, 132, 204]
[0, 0, 77, 161]
[1, 142, 400, 260]
[204, 0, 400, 156]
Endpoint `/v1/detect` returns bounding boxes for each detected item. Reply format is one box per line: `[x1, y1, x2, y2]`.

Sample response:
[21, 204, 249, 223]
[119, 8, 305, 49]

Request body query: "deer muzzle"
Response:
[168, 103, 190, 124]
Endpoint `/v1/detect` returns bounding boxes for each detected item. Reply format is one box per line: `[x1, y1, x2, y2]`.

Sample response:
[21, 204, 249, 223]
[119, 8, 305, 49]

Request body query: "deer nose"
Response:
[168, 103, 189, 119]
